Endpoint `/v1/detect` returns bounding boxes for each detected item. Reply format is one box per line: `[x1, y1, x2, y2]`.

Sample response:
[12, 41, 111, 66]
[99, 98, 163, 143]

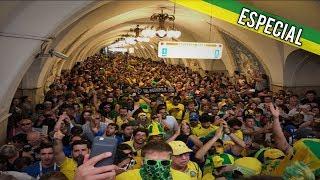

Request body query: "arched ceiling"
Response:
[34, 0, 319, 92]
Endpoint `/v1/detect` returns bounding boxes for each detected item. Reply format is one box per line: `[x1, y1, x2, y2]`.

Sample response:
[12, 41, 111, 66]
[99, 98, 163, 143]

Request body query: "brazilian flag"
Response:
[273, 138, 320, 177]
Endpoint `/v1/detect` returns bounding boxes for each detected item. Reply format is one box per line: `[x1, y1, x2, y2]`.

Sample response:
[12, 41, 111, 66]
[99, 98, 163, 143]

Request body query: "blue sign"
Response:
[214, 49, 220, 59]
[162, 48, 168, 57]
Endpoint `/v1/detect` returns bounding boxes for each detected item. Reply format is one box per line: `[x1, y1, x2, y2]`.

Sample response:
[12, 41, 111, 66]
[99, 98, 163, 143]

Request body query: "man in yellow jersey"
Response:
[192, 113, 219, 138]
[167, 96, 185, 122]
[169, 141, 202, 180]
[116, 141, 190, 180]
[123, 128, 148, 157]
[116, 106, 133, 127]
[183, 101, 198, 123]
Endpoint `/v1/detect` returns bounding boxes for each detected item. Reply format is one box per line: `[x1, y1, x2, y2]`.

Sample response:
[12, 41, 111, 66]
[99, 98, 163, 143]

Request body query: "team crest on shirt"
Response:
[190, 171, 196, 177]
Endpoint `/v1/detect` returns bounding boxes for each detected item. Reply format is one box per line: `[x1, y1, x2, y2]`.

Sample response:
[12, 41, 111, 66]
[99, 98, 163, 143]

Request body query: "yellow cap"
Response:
[147, 122, 165, 137]
[234, 157, 262, 177]
[264, 148, 285, 160]
[211, 153, 234, 168]
[168, 141, 192, 156]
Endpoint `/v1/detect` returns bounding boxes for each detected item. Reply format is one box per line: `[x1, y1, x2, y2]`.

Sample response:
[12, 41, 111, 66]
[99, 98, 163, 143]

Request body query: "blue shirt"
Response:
[23, 162, 59, 178]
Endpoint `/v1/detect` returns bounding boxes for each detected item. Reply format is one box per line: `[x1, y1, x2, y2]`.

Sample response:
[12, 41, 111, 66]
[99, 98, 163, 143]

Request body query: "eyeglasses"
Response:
[144, 159, 172, 166]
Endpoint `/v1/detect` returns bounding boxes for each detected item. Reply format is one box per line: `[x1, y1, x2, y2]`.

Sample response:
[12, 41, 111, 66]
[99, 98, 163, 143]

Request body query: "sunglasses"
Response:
[144, 159, 172, 166]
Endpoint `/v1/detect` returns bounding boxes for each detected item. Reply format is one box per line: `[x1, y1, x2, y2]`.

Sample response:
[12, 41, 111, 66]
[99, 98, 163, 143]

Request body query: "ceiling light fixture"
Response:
[150, 8, 176, 38]
[141, 27, 156, 38]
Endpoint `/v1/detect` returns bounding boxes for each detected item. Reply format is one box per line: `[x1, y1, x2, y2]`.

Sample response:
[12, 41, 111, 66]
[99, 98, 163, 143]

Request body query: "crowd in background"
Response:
[2, 53, 320, 180]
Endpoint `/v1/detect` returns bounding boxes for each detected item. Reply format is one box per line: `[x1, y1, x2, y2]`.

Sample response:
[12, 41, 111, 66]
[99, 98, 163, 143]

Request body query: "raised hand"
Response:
[268, 103, 280, 118]
[53, 130, 65, 140]
[214, 126, 223, 139]
[75, 152, 118, 180]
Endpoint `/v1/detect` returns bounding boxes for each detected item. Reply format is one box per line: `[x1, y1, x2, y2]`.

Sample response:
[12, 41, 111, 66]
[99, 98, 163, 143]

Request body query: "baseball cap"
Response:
[140, 103, 150, 113]
[264, 148, 285, 160]
[210, 153, 234, 168]
[234, 157, 262, 177]
[189, 112, 199, 122]
[255, 148, 285, 162]
[147, 122, 165, 137]
[168, 141, 192, 156]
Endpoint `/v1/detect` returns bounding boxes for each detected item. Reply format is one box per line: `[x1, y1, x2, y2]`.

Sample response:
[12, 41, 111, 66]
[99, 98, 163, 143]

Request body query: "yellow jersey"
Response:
[183, 161, 202, 180]
[223, 130, 244, 146]
[192, 124, 219, 138]
[166, 101, 185, 121]
[60, 157, 77, 180]
[116, 116, 127, 127]
[132, 156, 143, 169]
[202, 173, 215, 180]
[123, 140, 143, 157]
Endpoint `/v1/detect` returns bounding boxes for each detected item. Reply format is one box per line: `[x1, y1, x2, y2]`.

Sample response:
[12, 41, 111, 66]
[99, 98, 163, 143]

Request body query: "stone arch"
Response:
[284, 49, 320, 94]
[219, 30, 271, 87]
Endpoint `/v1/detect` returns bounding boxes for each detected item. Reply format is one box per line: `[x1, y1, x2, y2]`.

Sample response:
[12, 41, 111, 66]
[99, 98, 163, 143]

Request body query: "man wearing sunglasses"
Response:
[116, 141, 190, 180]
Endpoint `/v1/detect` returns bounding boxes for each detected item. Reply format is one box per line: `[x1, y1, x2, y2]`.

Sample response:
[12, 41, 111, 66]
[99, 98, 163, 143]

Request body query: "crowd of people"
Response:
[2, 53, 320, 180]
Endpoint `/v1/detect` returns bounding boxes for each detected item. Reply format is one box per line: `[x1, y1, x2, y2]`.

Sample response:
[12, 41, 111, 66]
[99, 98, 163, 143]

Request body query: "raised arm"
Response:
[229, 133, 246, 148]
[92, 90, 99, 111]
[195, 127, 222, 163]
[54, 112, 67, 132]
[223, 121, 246, 148]
[166, 125, 180, 143]
[269, 103, 292, 154]
[140, 95, 151, 105]
[52, 99, 64, 112]
[188, 135, 203, 147]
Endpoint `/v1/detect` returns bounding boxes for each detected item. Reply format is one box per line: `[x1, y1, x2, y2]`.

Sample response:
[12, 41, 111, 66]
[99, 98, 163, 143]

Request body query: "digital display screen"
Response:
[158, 41, 223, 59]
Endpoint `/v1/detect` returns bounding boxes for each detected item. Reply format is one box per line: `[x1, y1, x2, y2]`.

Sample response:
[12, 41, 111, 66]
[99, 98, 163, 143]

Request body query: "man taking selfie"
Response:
[116, 141, 190, 180]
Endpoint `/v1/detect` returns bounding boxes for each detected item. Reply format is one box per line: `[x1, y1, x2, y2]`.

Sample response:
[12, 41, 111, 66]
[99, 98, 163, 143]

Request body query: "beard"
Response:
[74, 154, 84, 166]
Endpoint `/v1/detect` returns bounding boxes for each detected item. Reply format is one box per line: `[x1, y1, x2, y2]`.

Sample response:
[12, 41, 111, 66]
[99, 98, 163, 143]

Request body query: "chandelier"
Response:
[130, 25, 142, 38]
[142, 8, 181, 39]
[108, 37, 127, 48]
[128, 25, 150, 43]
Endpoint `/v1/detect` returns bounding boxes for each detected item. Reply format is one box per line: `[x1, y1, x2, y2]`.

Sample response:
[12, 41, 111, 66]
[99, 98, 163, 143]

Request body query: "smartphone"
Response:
[42, 125, 48, 135]
[90, 137, 117, 167]
[124, 159, 136, 171]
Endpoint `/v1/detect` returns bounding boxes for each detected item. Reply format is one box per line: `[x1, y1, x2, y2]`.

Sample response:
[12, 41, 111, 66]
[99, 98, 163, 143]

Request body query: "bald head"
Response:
[27, 131, 41, 147]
